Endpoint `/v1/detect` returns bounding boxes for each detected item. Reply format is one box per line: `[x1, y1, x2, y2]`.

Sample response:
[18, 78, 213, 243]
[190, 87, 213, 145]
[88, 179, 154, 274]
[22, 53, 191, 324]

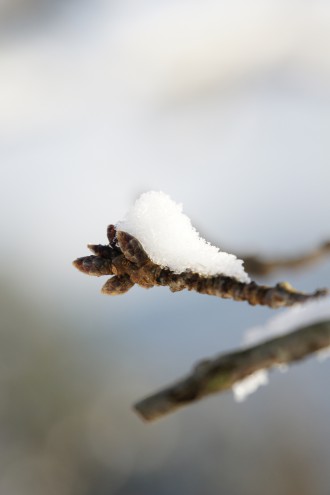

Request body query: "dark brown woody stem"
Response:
[73, 230, 328, 308]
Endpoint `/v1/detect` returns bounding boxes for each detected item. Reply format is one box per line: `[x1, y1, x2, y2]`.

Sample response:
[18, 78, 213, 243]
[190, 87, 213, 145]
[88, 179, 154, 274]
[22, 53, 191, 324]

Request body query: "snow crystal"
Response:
[232, 370, 269, 402]
[118, 191, 250, 282]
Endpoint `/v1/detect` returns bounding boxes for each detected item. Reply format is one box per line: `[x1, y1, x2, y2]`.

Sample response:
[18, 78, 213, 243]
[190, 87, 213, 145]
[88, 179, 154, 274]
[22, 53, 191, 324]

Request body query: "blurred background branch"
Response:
[240, 240, 330, 277]
[135, 320, 330, 422]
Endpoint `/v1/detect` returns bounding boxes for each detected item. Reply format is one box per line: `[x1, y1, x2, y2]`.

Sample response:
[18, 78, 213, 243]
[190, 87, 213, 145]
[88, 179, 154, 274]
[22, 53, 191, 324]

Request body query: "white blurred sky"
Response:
[1, 0, 330, 302]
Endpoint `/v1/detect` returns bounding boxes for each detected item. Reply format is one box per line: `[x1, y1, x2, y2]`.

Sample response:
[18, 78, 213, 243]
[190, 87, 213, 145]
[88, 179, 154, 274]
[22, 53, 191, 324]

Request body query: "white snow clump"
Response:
[118, 191, 250, 282]
[233, 370, 269, 402]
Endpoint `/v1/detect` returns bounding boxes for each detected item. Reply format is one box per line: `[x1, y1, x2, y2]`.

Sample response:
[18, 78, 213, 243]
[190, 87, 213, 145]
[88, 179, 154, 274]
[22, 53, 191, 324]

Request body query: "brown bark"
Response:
[134, 320, 330, 422]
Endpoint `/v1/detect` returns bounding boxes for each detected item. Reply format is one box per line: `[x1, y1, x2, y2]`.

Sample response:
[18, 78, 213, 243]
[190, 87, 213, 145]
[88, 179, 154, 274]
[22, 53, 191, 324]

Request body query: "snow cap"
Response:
[118, 191, 250, 282]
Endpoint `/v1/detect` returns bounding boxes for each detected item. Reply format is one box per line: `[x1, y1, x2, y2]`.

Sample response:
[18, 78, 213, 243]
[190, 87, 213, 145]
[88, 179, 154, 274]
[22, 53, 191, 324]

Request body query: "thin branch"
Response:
[73, 229, 328, 309]
[134, 320, 330, 422]
[239, 240, 330, 276]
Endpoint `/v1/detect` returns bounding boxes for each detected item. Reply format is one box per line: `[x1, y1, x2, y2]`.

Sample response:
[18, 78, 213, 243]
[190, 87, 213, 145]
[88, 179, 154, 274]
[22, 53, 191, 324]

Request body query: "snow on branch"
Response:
[73, 191, 327, 308]
[117, 191, 249, 282]
[134, 318, 330, 422]
[134, 296, 330, 420]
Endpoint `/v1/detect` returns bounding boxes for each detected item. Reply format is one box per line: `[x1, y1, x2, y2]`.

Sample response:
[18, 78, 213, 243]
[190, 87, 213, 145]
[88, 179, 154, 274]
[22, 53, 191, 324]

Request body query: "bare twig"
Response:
[73, 227, 328, 309]
[239, 241, 330, 276]
[134, 320, 330, 422]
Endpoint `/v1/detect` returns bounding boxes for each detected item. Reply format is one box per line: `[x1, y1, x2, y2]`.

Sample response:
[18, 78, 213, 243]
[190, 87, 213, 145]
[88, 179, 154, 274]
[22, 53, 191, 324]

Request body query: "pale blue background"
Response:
[1, 1, 330, 494]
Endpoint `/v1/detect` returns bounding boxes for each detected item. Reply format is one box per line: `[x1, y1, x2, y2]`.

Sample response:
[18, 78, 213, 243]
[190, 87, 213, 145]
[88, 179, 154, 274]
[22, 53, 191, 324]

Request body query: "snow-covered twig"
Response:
[134, 320, 330, 422]
[73, 230, 326, 308]
[73, 191, 327, 308]
[73, 192, 327, 308]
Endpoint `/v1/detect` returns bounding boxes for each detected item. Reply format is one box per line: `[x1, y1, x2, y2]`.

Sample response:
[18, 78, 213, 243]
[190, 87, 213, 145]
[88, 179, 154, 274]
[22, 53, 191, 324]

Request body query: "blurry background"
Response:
[1, 1, 330, 494]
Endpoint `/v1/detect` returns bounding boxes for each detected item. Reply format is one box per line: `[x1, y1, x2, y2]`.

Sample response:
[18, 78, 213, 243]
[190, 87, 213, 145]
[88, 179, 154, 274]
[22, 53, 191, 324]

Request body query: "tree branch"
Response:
[73, 230, 328, 308]
[134, 320, 330, 422]
[239, 241, 330, 276]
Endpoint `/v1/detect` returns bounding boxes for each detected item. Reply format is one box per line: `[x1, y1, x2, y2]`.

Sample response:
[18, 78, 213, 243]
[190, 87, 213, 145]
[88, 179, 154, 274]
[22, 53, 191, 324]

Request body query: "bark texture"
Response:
[73, 229, 328, 308]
